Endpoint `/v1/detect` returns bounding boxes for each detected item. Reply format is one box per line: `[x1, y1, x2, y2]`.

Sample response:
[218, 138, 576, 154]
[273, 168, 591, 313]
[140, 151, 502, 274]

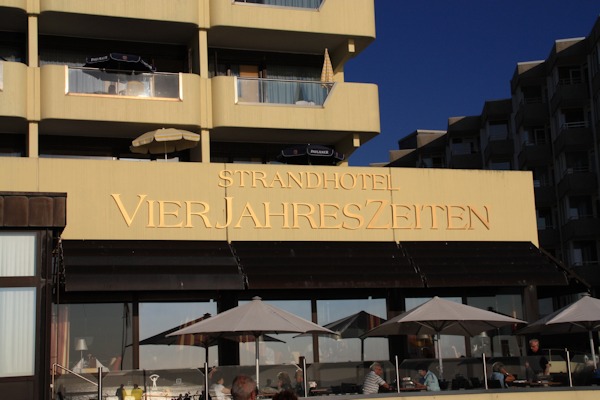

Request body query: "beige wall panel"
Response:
[40, 66, 203, 127]
[1, 159, 538, 244]
[388, 168, 538, 245]
[0, 62, 28, 118]
[0, 158, 40, 190]
[39, 0, 201, 24]
[211, 77, 380, 134]
[210, 0, 375, 39]
[1, 0, 27, 10]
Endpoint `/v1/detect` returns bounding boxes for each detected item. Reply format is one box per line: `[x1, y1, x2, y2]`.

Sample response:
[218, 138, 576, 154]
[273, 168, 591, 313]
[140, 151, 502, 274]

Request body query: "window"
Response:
[0, 233, 37, 377]
[570, 241, 598, 266]
[317, 298, 388, 362]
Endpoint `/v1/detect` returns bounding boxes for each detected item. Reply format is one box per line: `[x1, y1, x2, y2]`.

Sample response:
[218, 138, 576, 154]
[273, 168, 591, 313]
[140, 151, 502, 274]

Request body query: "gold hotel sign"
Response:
[1, 159, 538, 243]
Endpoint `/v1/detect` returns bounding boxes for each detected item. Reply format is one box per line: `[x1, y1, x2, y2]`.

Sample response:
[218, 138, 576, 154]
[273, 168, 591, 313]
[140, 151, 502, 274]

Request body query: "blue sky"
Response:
[345, 1, 600, 166]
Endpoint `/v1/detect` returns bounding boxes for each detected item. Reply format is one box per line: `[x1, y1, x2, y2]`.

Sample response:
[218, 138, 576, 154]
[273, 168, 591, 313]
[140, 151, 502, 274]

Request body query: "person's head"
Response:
[294, 369, 303, 383]
[529, 338, 540, 353]
[492, 362, 504, 373]
[370, 362, 384, 376]
[231, 375, 257, 400]
[120, 384, 124, 388]
[133, 384, 139, 389]
[416, 363, 429, 377]
[213, 371, 225, 384]
[272, 390, 298, 400]
[278, 371, 292, 385]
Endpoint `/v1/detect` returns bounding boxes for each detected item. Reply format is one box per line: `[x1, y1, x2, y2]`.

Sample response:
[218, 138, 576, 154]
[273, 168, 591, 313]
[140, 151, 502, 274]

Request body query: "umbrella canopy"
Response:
[130, 128, 200, 159]
[84, 53, 155, 73]
[321, 48, 334, 91]
[518, 294, 600, 369]
[323, 310, 386, 361]
[167, 296, 334, 387]
[362, 296, 526, 378]
[277, 144, 344, 166]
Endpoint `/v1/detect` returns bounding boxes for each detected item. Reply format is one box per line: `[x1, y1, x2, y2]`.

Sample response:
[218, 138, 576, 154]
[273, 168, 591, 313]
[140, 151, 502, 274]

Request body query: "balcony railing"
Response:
[236, 77, 331, 106]
[67, 67, 181, 99]
[233, 0, 322, 9]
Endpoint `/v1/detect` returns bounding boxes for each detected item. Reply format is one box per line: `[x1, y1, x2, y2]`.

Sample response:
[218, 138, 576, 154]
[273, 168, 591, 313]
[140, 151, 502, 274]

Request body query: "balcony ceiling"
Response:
[39, 120, 199, 140]
[39, 13, 197, 44]
[208, 26, 373, 56]
[210, 127, 377, 146]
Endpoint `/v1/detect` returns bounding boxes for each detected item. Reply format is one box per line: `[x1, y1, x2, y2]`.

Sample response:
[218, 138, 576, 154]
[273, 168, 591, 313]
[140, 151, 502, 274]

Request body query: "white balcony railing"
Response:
[67, 67, 181, 99]
[233, 0, 322, 9]
[236, 77, 331, 106]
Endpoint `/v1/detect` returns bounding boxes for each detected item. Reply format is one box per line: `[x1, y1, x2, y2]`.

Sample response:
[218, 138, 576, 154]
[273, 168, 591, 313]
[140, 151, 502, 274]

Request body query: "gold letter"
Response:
[292, 203, 317, 228]
[216, 197, 233, 229]
[469, 205, 491, 230]
[342, 203, 364, 229]
[158, 201, 183, 228]
[234, 202, 263, 228]
[366, 199, 391, 229]
[263, 202, 290, 228]
[319, 203, 342, 229]
[218, 170, 233, 188]
[111, 194, 147, 227]
[391, 204, 414, 229]
[185, 201, 212, 228]
[446, 205, 468, 230]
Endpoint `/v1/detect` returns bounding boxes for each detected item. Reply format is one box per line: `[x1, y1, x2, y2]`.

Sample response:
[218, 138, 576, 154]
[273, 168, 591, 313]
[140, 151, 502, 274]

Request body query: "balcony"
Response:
[518, 143, 552, 168]
[0, 61, 28, 130]
[550, 78, 588, 112]
[448, 153, 483, 169]
[209, 0, 375, 54]
[533, 185, 555, 207]
[483, 138, 513, 161]
[39, 0, 201, 25]
[514, 100, 547, 128]
[562, 217, 600, 241]
[40, 65, 203, 136]
[570, 263, 600, 286]
[553, 122, 592, 154]
[557, 168, 597, 198]
[210, 75, 379, 143]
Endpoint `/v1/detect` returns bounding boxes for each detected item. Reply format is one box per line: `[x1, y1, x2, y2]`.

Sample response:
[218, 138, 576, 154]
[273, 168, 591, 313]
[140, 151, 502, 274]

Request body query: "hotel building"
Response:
[0, 2, 592, 400]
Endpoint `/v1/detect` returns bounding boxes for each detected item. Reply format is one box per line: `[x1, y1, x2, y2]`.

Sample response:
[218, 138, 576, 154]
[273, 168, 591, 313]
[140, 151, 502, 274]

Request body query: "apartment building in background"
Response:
[387, 15, 600, 294]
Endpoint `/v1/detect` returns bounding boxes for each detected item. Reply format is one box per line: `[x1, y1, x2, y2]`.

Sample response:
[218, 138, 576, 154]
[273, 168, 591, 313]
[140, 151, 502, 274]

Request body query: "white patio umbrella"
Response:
[518, 294, 600, 369]
[361, 296, 526, 379]
[167, 296, 334, 388]
[130, 128, 200, 159]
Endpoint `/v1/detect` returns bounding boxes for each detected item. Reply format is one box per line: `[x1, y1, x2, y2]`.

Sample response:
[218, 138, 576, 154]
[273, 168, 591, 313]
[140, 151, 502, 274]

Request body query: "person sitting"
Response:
[525, 338, 550, 381]
[210, 372, 231, 400]
[131, 384, 143, 400]
[293, 369, 305, 396]
[277, 371, 293, 392]
[490, 361, 514, 388]
[362, 362, 391, 394]
[231, 375, 256, 400]
[415, 364, 441, 391]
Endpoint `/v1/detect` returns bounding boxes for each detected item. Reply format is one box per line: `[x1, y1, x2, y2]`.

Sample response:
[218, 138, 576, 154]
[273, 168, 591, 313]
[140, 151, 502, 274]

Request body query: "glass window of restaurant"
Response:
[52, 303, 133, 372]
[139, 301, 218, 369]
[316, 298, 388, 362]
[0, 232, 37, 378]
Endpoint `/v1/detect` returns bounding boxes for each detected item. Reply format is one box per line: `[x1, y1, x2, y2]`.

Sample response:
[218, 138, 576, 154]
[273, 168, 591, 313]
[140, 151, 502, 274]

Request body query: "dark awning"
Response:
[62, 240, 246, 292]
[231, 241, 423, 289]
[399, 241, 570, 288]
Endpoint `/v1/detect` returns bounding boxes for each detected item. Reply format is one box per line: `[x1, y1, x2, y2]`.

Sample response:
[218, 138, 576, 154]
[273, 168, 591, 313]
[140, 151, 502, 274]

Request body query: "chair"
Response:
[487, 379, 502, 389]
[126, 81, 145, 96]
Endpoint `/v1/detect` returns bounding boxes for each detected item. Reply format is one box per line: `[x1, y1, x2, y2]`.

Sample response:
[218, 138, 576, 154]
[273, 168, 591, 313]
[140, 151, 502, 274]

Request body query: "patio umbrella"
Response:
[166, 296, 334, 388]
[518, 294, 600, 369]
[130, 128, 200, 159]
[277, 144, 344, 166]
[361, 296, 526, 379]
[318, 311, 386, 361]
[320, 48, 334, 92]
[84, 53, 156, 73]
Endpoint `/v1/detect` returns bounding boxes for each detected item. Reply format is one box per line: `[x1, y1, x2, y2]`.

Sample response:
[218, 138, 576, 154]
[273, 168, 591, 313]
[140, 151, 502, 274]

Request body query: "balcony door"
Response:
[238, 65, 260, 103]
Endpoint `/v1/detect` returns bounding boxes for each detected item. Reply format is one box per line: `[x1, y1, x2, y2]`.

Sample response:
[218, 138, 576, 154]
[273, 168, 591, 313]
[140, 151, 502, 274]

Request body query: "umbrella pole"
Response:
[588, 330, 598, 369]
[360, 339, 365, 362]
[255, 335, 260, 390]
[566, 348, 573, 387]
[482, 353, 488, 390]
[204, 361, 209, 400]
[436, 333, 443, 380]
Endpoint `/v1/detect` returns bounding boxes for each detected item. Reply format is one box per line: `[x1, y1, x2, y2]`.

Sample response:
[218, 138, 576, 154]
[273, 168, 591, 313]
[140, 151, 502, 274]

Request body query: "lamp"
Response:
[75, 338, 88, 367]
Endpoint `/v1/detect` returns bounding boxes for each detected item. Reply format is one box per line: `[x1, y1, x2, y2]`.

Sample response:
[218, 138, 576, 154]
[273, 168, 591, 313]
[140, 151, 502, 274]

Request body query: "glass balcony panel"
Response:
[234, 0, 322, 9]
[67, 68, 180, 99]
[236, 77, 329, 106]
